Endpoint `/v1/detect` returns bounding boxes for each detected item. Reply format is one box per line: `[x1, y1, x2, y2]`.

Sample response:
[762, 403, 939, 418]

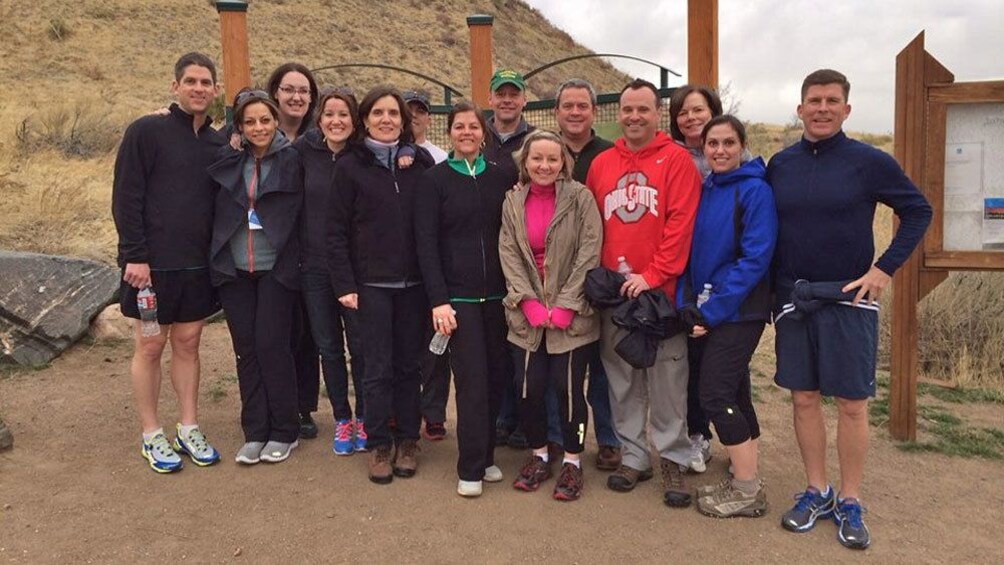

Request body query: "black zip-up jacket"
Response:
[483, 118, 535, 181]
[327, 143, 434, 297]
[293, 129, 347, 272]
[112, 103, 224, 269]
[207, 137, 303, 290]
[414, 160, 514, 307]
[570, 132, 614, 183]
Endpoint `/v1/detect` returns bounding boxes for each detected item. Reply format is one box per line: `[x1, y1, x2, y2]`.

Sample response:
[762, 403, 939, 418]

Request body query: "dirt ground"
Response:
[1, 323, 1002, 564]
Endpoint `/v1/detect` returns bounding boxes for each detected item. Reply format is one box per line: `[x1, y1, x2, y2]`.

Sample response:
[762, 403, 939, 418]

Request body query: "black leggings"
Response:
[513, 337, 590, 454]
[692, 320, 765, 446]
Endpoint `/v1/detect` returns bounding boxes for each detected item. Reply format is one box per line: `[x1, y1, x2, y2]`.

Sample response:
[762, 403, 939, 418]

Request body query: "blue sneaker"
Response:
[333, 419, 354, 456]
[353, 419, 368, 452]
[141, 432, 183, 474]
[173, 424, 221, 466]
[781, 485, 835, 532]
[834, 498, 871, 549]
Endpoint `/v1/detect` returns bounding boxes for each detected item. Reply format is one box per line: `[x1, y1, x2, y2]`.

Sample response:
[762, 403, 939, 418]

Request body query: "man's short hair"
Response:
[801, 69, 850, 102]
[619, 78, 661, 108]
[174, 52, 217, 84]
[555, 78, 597, 106]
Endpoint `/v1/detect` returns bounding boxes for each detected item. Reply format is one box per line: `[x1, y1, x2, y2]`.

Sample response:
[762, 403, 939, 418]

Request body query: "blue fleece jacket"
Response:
[767, 131, 932, 310]
[677, 157, 777, 328]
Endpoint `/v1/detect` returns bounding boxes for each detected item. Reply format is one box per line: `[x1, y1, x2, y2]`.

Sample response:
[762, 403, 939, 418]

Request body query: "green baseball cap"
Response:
[490, 69, 526, 92]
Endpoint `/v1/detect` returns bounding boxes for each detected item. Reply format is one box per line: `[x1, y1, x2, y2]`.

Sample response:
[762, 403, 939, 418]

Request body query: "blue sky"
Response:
[524, 0, 1004, 132]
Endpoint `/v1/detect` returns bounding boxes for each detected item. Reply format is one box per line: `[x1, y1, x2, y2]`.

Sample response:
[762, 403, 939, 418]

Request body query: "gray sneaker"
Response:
[260, 440, 298, 463]
[235, 441, 266, 465]
[697, 479, 768, 518]
[781, 486, 835, 532]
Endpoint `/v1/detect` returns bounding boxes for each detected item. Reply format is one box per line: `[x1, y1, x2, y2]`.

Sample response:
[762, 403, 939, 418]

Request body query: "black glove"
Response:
[678, 304, 706, 331]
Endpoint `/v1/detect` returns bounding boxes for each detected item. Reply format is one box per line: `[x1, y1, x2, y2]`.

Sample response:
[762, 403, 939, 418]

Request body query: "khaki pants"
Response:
[600, 310, 691, 470]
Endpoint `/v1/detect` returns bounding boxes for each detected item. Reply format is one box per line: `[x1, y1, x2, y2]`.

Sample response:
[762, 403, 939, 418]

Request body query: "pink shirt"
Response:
[520, 182, 573, 330]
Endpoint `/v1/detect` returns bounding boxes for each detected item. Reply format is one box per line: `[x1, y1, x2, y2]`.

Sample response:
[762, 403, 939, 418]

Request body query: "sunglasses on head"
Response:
[320, 86, 355, 98]
[234, 89, 271, 106]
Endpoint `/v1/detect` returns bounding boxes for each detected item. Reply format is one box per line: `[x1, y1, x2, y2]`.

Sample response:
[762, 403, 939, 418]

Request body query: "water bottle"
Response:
[616, 256, 633, 276]
[696, 283, 712, 309]
[136, 287, 161, 337]
[429, 332, 450, 355]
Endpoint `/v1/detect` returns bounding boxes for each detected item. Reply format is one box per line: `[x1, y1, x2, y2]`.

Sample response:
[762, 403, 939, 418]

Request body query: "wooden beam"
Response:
[918, 270, 948, 300]
[928, 80, 1004, 102]
[925, 251, 1004, 270]
[467, 14, 494, 109]
[687, 0, 718, 88]
[216, 1, 251, 109]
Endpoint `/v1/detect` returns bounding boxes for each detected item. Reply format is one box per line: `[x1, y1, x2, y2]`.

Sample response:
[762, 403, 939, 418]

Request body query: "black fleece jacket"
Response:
[294, 129, 347, 272]
[327, 143, 434, 297]
[414, 160, 514, 307]
[112, 103, 224, 269]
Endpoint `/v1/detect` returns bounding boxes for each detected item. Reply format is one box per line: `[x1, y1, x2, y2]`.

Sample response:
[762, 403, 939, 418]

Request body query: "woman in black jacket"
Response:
[208, 89, 303, 465]
[328, 85, 434, 484]
[414, 101, 515, 497]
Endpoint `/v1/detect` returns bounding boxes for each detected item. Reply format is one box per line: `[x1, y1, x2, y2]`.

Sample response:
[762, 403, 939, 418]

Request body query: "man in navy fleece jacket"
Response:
[767, 69, 931, 550]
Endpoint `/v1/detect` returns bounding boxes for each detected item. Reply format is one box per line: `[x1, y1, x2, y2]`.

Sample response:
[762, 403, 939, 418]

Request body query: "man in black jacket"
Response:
[483, 69, 536, 180]
[112, 52, 224, 473]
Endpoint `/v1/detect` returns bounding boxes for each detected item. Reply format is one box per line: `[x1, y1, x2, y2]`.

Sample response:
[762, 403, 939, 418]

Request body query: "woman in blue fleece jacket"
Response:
[676, 115, 777, 518]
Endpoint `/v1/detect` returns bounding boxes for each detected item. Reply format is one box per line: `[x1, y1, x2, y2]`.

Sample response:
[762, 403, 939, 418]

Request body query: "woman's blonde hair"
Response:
[512, 130, 574, 186]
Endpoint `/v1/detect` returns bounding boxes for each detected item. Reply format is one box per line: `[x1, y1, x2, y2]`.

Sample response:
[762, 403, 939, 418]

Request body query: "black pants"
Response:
[357, 285, 426, 449]
[448, 301, 508, 481]
[218, 270, 299, 443]
[687, 339, 713, 440]
[420, 339, 451, 424]
[693, 320, 765, 446]
[514, 337, 591, 455]
[292, 295, 321, 416]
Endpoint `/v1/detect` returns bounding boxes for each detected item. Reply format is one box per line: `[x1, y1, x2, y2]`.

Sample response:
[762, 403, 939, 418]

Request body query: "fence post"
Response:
[216, 0, 252, 115]
[467, 14, 494, 108]
[687, 0, 718, 89]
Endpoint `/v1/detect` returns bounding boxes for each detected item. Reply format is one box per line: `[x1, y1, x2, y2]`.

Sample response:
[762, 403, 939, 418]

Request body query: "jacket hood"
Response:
[260, 129, 291, 158]
[613, 130, 674, 160]
[705, 156, 766, 188]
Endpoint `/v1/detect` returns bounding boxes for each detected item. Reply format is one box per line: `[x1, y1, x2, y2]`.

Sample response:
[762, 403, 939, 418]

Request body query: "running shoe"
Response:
[353, 419, 368, 452]
[333, 419, 354, 456]
[141, 432, 183, 473]
[172, 424, 221, 466]
[834, 497, 871, 549]
[781, 485, 836, 532]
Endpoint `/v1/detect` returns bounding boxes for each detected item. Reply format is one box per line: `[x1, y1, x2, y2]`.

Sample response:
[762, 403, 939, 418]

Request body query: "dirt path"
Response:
[1, 323, 1002, 563]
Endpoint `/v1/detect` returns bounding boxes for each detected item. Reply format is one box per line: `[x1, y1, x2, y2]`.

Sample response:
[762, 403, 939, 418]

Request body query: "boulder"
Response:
[89, 304, 133, 342]
[0, 419, 11, 451]
[0, 251, 120, 366]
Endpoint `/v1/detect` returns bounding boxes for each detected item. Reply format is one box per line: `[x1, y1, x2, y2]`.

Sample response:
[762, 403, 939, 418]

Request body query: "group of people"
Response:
[112, 51, 931, 551]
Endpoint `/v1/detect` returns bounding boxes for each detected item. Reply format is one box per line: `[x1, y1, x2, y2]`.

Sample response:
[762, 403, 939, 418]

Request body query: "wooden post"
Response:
[467, 14, 494, 108]
[687, 0, 718, 88]
[216, 1, 251, 110]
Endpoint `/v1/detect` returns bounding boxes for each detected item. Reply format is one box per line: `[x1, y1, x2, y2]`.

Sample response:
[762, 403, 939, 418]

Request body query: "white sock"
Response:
[536, 451, 549, 463]
[563, 458, 581, 468]
[820, 485, 832, 497]
[178, 424, 199, 440]
[142, 428, 164, 443]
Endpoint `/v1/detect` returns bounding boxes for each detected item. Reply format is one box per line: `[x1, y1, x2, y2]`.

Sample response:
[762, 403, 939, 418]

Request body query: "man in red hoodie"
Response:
[586, 79, 701, 507]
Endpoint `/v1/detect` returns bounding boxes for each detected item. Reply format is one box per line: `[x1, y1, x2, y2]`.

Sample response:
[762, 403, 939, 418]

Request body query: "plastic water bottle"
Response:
[136, 287, 161, 337]
[616, 256, 633, 276]
[696, 283, 712, 309]
[429, 332, 450, 355]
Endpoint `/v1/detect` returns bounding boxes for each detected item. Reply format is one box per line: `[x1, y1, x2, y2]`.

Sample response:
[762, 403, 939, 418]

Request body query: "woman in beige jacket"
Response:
[498, 130, 603, 501]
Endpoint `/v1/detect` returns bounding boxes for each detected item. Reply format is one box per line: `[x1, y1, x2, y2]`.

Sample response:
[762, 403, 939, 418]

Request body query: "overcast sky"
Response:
[524, 0, 1004, 133]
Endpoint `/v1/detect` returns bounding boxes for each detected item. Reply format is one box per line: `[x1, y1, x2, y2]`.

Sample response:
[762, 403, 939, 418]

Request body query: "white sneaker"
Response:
[484, 465, 503, 483]
[687, 434, 711, 473]
[458, 479, 483, 497]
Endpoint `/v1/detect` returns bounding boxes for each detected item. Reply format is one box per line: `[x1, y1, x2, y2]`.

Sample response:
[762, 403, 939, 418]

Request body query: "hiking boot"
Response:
[596, 445, 622, 471]
[332, 419, 354, 456]
[392, 439, 419, 478]
[299, 412, 318, 439]
[422, 421, 447, 441]
[507, 427, 529, 450]
[697, 476, 733, 497]
[260, 440, 298, 463]
[697, 479, 768, 518]
[513, 456, 552, 492]
[834, 498, 871, 550]
[553, 463, 584, 502]
[234, 441, 265, 465]
[368, 445, 393, 484]
[606, 465, 654, 492]
[686, 434, 711, 473]
[660, 457, 692, 507]
[172, 424, 220, 466]
[457, 479, 483, 497]
[141, 432, 183, 473]
[484, 465, 504, 483]
[781, 486, 836, 533]
[353, 419, 368, 452]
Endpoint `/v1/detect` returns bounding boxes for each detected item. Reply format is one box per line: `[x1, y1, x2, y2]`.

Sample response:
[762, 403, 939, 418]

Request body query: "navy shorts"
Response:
[774, 304, 878, 400]
[120, 268, 218, 325]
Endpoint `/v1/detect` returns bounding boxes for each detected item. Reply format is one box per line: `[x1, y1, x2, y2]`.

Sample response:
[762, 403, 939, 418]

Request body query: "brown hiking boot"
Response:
[368, 445, 393, 484]
[553, 462, 584, 501]
[660, 457, 692, 507]
[392, 439, 419, 478]
[606, 464, 654, 492]
[596, 445, 622, 471]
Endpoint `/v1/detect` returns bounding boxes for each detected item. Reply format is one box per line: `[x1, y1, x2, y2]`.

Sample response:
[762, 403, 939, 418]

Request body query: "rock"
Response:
[89, 304, 132, 342]
[0, 419, 12, 452]
[0, 251, 120, 366]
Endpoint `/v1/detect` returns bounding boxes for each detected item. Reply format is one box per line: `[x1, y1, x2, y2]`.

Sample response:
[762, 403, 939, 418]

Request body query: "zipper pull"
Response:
[394, 180, 400, 194]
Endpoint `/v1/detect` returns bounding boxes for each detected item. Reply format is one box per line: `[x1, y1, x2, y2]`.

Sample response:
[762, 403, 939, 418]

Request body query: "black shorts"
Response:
[120, 268, 218, 325]
[773, 304, 878, 400]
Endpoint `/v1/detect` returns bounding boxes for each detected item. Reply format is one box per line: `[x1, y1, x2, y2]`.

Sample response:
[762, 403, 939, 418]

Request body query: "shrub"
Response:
[48, 18, 71, 41]
[15, 105, 120, 158]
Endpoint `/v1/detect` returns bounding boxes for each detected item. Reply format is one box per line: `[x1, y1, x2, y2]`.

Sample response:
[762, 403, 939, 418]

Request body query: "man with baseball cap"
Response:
[404, 89, 448, 164]
[483, 69, 535, 180]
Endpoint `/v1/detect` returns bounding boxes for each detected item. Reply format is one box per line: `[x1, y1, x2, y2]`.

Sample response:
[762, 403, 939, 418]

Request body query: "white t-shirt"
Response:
[419, 140, 449, 164]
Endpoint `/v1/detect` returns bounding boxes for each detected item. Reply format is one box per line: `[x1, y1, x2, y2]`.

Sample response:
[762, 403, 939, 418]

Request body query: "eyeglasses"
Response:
[278, 85, 312, 98]
[234, 89, 270, 106]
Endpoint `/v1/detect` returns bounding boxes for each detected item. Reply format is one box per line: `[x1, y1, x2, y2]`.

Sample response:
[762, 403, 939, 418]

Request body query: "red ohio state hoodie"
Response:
[585, 131, 701, 299]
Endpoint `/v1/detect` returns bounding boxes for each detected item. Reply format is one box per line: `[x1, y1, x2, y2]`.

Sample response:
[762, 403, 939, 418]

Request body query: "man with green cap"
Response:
[483, 69, 536, 181]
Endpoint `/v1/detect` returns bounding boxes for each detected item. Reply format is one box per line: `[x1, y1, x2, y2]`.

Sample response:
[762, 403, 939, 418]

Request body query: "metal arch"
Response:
[310, 63, 466, 104]
[524, 53, 682, 89]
